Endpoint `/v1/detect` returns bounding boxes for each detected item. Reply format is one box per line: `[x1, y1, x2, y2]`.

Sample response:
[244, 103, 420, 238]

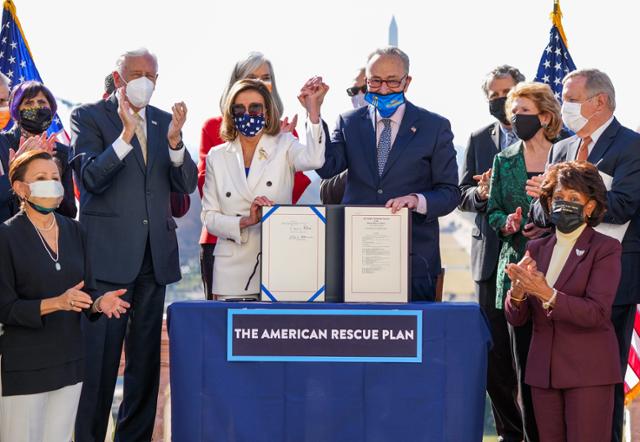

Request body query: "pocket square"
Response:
[576, 249, 585, 256]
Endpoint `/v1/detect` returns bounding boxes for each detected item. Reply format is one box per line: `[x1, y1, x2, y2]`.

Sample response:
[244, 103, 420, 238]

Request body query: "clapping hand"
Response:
[506, 252, 553, 301]
[280, 114, 298, 133]
[297, 77, 329, 124]
[8, 133, 57, 164]
[117, 87, 138, 143]
[525, 174, 545, 198]
[58, 281, 93, 312]
[98, 289, 130, 319]
[502, 207, 523, 236]
[473, 168, 492, 200]
[168, 102, 187, 149]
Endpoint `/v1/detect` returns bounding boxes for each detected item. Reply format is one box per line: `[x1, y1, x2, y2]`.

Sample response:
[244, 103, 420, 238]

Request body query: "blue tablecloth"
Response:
[168, 301, 491, 442]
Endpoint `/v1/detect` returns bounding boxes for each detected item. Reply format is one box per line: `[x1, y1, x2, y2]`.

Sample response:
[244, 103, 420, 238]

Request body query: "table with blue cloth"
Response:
[168, 301, 491, 442]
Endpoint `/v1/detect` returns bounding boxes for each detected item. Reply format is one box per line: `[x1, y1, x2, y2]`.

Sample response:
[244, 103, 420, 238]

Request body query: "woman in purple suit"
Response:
[504, 160, 622, 442]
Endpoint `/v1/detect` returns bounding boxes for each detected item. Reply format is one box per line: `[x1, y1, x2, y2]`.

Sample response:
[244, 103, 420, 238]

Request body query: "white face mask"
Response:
[351, 93, 367, 109]
[561, 101, 589, 134]
[124, 77, 155, 108]
[29, 180, 64, 198]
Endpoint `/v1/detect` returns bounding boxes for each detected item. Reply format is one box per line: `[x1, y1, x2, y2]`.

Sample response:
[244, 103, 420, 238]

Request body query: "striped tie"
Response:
[377, 118, 392, 176]
[134, 113, 148, 164]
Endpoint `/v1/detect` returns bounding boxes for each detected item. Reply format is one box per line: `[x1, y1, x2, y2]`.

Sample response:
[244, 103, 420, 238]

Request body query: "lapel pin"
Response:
[410, 127, 417, 133]
[576, 249, 585, 256]
[151, 120, 158, 126]
[258, 148, 268, 160]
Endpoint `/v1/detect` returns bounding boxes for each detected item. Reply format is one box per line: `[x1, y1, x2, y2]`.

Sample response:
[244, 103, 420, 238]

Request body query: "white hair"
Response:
[115, 48, 158, 74]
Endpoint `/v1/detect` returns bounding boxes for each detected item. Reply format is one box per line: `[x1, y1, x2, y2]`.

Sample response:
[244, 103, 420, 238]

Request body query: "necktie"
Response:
[504, 131, 516, 149]
[576, 136, 592, 162]
[134, 113, 147, 164]
[377, 118, 392, 176]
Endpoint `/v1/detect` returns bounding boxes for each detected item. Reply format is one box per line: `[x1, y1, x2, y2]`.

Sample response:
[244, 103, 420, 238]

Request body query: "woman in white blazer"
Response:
[201, 78, 328, 298]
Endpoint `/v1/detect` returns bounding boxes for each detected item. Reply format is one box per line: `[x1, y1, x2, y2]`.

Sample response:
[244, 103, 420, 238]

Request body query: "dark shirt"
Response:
[0, 211, 95, 396]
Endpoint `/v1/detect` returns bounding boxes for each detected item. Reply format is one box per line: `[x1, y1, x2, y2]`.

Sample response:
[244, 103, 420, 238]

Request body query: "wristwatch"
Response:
[172, 140, 185, 150]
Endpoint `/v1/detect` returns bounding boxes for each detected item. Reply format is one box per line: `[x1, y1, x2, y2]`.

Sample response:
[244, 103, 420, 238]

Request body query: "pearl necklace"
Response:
[26, 212, 61, 271]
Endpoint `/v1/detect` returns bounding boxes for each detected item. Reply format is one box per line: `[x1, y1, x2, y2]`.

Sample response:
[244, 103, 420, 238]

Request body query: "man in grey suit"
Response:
[459, 65, 530, 442]
[72, 48, 197, 442]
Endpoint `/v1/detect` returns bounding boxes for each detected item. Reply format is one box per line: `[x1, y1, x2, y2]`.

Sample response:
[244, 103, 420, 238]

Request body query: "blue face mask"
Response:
[364, 91, 406, 118]
[234, 113, 265, 137]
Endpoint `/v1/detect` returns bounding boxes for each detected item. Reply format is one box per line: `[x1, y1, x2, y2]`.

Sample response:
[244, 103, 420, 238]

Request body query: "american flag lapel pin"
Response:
[410, 126, 417, 133]
[151, 120, 158, 126]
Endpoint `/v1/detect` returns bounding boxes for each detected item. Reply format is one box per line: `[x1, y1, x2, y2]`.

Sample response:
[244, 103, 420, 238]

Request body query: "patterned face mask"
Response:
[234, 113, 265, 137]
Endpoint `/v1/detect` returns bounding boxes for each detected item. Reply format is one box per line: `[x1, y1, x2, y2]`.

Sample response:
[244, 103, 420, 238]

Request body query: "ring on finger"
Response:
[70, 300, 74, 307]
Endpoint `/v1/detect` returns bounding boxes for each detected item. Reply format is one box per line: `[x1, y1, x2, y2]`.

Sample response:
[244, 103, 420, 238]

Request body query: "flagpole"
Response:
[551, 0, 570, 47]
[3, 0, 33, 57]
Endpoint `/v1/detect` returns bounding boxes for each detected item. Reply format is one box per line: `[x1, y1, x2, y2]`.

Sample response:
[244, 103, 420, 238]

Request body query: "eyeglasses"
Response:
[346, 85, 367, 97]
[366, 75, 407, 89]
[232, 103, 264, 118]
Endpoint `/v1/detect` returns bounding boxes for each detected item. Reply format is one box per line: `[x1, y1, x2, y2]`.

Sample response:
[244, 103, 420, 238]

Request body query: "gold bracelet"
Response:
[511, 294, 528, 303]
[542, 289, 558, 310]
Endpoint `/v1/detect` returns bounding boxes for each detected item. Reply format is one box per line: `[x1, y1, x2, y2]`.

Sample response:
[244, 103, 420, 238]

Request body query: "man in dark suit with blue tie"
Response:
[316, 47, 460, 300]
[71, 48, 197, 442]
[459, 65, 528, 442]
[529, 69, 640, 442]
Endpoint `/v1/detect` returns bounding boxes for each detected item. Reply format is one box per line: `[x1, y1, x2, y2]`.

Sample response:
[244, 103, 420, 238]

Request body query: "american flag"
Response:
[533, 1, 577, 102]
[0, 0, 67, 139]
[625, 310, 640, 405]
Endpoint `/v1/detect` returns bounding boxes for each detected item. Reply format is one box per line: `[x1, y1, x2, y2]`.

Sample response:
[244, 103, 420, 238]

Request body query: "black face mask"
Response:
[19, 107, 53, 135]
[511, 114, 541, 141]
[550, 200, 585, 234]
[489, 97, 509, 125]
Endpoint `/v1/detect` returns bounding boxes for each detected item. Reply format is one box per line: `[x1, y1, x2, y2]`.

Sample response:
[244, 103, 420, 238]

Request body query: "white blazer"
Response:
[201, 123, 325, 296]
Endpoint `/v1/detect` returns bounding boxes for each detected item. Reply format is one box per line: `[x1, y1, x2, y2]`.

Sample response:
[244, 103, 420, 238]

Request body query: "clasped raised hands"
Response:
[297, 76, 329, 124]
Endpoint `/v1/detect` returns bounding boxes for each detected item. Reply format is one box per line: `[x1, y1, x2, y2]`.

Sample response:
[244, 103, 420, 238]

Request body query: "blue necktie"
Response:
[377, 118, 392, 176]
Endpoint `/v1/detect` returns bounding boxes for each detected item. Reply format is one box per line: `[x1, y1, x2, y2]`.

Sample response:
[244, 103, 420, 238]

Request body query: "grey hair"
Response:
[563, 69, 616, 111]
[481, 65, 525, 97]
[115, 48, 158, 74]
[366, 47, 410, 74]
[219, 52, 283, 115]
[0, 72, 10, 88]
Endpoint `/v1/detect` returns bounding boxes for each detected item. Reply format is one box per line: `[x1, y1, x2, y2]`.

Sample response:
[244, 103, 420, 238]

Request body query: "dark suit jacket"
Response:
[71, 95, 198, 286]
[316, 101, 460, 294]
[504, 226, 623, 389]
[319, 170, 347, 204]
[0, 126, 77, 222]
[531, 118, 640, 304]
[458, 122, 501, 282]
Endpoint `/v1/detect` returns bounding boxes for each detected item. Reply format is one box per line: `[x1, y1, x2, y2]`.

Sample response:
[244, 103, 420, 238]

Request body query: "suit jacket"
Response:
[319, 170, 348, 204]
[531, 118, 640, 304]
[458, 122, 502, 282]
[0, 125, 77, 222]
[316, 101, 460, 296]
[201, 126, 325, 296]
[197, 116, 311, 244]
[487, 142, 534, 308]
[504, 226, 623, 389]
[70, 95, 198, 286]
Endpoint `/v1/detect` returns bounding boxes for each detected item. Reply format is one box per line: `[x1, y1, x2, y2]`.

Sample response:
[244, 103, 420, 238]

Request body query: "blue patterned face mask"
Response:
[234, 113, 265, 137]
[365, 91, 405, 118]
